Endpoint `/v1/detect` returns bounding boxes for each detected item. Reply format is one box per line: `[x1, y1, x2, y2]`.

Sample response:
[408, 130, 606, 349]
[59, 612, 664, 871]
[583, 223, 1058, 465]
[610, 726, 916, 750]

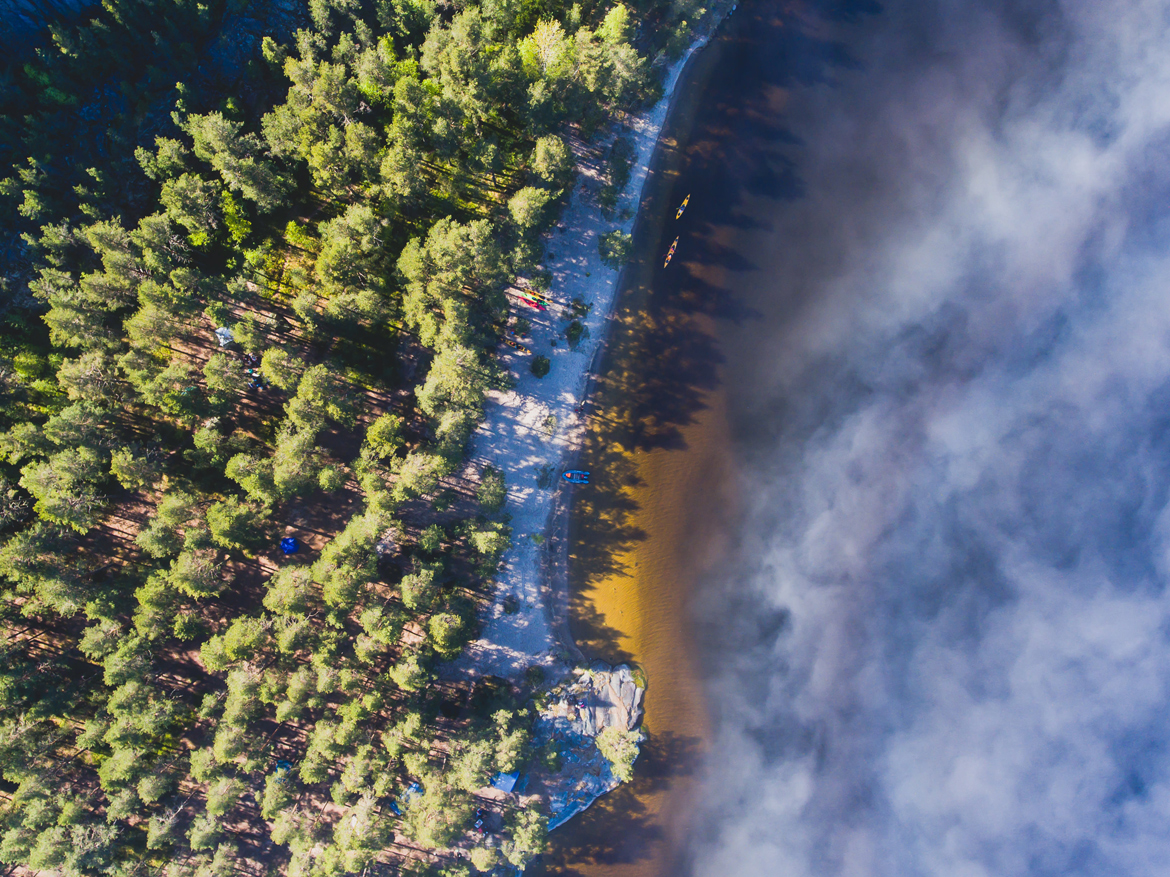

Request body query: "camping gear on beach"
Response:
[562, 470, 590, 485]
[280, 536, 300, 554]
[663, 237, 679, 267]
[676, 194, 690, 219]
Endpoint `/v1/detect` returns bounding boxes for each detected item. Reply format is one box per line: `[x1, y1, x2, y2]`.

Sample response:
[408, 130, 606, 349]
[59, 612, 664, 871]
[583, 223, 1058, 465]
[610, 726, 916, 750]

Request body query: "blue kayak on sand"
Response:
[562, 470, 590, 484]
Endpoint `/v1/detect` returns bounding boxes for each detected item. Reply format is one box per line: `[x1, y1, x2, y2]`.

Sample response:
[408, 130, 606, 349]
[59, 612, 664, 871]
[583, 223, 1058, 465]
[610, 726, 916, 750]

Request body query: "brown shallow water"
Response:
[542, 386, 731, 877]
[532, 21, 746, 875]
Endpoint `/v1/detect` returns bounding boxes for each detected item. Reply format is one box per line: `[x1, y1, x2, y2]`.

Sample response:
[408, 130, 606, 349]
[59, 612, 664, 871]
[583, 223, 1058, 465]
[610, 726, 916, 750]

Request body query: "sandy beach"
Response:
[447, 15, 731, 681]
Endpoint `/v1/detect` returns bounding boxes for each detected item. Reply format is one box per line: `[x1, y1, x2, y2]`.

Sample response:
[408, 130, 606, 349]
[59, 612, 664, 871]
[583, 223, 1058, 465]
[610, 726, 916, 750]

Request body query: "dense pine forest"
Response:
[0, 0, 702, 871]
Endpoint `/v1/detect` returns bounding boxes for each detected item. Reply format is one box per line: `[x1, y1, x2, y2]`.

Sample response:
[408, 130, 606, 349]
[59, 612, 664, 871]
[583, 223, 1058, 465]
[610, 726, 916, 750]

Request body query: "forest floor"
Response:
[446, 26, 724, 684]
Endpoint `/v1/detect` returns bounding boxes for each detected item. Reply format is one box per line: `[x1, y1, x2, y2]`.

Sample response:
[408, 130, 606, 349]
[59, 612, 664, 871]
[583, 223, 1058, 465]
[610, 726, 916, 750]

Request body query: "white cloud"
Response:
[688, 0, 1170, 874]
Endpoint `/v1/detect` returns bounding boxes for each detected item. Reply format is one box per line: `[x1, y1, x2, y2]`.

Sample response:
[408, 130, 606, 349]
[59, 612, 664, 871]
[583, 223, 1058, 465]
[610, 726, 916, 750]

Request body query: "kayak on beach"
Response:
[562, 470, 590, 485]
[503, 338, 530, 353]
[514, 293, 547, 312]
[676, 194, 690, 219]
[664, 236, 679, 267]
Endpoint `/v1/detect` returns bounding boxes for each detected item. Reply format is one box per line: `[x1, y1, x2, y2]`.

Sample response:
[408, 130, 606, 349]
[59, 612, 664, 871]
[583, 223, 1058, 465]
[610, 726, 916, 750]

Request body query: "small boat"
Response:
[676, 194, 690, 219]
[508, 289, 548, 311]
[663, 237, 679, 268]
[503, 338, 530, 354]
[562, 470, 590, 485]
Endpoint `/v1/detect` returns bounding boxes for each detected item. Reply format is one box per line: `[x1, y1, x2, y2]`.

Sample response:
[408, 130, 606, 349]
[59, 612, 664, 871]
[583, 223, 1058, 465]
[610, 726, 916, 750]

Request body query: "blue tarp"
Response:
[280, 537, 300, 554]
[390, 781, 423, 816]
[273, 760, 292, 783]
[490, 771, 520, 793]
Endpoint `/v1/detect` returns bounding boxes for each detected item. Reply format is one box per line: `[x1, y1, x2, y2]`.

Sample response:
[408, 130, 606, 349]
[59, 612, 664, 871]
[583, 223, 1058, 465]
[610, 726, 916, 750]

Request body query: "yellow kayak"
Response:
[664, 236, 679, 268]
[676, 194, 690, 219]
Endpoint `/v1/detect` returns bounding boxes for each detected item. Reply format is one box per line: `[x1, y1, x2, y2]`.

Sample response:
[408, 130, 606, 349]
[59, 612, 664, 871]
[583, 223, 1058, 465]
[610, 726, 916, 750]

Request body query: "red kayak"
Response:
[516, 294, 547, 312]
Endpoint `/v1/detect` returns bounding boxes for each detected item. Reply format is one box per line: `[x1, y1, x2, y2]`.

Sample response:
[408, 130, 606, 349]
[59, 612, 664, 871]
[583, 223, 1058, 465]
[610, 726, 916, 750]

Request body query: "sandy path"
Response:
[448, 23, 727, 681]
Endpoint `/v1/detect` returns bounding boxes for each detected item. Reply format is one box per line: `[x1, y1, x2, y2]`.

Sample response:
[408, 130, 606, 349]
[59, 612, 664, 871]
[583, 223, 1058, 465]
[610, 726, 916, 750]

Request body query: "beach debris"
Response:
[561, 470, 590, 485]
[676, 193, 691, 219]
[663, 236, 679, 267]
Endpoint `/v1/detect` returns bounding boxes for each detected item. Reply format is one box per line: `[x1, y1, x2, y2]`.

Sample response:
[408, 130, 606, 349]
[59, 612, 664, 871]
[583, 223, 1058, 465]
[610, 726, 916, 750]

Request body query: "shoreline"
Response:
[449, 5, 735, 684]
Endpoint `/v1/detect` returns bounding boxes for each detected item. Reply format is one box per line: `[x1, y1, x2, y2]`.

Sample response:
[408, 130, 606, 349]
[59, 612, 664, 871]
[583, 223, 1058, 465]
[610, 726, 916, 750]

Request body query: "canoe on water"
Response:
[663, 236, 679, 268]
[676, 194, 690, 219]
[562, 470, 590, 484]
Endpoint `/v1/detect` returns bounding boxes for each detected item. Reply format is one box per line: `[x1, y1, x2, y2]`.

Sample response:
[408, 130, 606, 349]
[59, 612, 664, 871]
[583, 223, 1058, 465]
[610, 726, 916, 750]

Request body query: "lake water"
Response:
[533, 1, 842, 872]
[551, 0, 1170, 875]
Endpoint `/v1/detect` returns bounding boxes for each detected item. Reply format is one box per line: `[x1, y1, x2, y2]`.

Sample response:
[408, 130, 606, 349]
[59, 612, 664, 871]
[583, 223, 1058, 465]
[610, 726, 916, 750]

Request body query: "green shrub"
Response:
[598, 230, 633, 268]
[477, 466, 507, 513]
[566, 320, 586, 348]
[596, 726, 643, 783]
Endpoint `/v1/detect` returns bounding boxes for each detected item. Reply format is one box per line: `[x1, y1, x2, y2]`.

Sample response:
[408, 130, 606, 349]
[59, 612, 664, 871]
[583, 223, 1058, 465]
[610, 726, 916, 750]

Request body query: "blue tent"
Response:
[280, 537, 300, 555]
[273, 760, 293, 784]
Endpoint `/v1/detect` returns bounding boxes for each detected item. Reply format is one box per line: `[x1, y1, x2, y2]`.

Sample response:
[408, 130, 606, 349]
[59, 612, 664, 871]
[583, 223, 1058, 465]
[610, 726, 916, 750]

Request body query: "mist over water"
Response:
[685, 0, 1170, 874]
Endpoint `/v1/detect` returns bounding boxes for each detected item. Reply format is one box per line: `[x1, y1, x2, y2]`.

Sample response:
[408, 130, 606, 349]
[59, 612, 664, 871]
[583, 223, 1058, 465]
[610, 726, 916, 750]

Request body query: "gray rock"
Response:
[620, 680, 636, 714]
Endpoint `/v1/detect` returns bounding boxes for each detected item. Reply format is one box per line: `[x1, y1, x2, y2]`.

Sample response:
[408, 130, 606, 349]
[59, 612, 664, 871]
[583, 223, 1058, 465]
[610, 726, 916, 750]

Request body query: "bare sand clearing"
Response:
[448, 24, 727, 681]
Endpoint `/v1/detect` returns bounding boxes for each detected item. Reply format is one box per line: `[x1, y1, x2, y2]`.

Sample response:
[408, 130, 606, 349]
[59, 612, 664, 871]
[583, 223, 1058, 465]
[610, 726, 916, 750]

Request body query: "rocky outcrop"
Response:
[533, 662, 646, 830]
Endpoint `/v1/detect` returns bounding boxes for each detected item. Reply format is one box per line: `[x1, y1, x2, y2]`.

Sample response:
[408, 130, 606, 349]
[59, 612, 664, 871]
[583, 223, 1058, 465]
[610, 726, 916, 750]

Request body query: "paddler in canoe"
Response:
[676, 194, 690, 219]
[663, 236, 679, 268]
